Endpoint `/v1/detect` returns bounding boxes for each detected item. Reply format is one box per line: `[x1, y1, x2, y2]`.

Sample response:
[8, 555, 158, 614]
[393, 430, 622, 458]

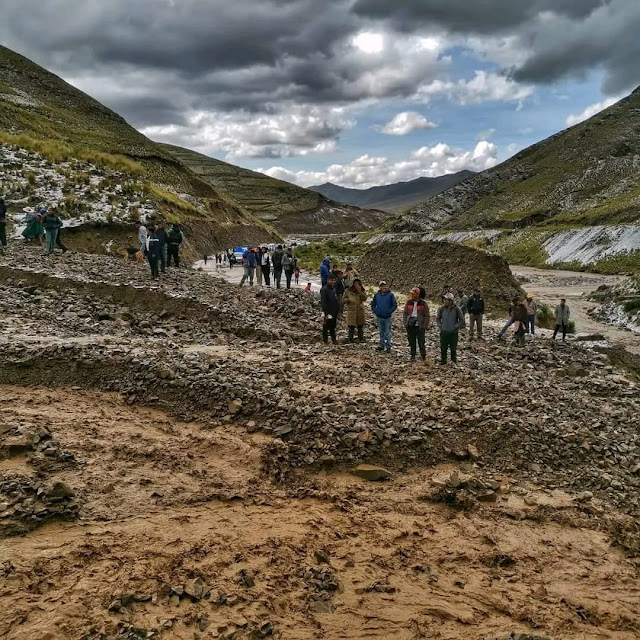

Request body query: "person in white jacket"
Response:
[553, 298, 571, 341]
[138, 223, 147, 255]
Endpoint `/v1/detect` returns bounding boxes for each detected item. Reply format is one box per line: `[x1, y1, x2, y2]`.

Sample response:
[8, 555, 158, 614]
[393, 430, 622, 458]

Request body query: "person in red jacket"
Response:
[403, 287, 430, 362]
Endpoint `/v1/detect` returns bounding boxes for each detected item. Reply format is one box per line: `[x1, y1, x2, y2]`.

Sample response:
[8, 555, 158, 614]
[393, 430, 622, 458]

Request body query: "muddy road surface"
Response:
[0, 246, 638, 640]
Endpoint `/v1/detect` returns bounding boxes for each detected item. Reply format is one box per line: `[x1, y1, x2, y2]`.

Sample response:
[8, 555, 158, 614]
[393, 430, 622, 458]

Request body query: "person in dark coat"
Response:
[0, 197, 7, 250]
[320, 274, 340, 345]
[403, 287, 430, 361]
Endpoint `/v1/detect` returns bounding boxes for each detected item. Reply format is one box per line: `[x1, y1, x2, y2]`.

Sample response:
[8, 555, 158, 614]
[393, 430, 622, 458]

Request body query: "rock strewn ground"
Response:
[0, 244, 639, 639]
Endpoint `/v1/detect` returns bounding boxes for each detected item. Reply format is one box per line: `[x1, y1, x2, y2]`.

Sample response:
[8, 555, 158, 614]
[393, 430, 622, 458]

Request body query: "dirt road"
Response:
[511, 265, 640, 354]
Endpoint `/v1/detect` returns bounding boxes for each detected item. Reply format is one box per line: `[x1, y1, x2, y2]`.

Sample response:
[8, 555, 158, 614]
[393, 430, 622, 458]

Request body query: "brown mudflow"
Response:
[0, 246, 639, 640]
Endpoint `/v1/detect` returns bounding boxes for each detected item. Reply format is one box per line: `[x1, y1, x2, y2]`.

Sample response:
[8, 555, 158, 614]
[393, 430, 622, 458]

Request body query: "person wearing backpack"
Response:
[166, 223, 183, 268]
[282, 248, 297, 289]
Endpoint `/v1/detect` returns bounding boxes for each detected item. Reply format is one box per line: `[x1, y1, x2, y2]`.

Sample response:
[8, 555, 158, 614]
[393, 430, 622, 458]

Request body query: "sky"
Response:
[1, 0, 639, 189]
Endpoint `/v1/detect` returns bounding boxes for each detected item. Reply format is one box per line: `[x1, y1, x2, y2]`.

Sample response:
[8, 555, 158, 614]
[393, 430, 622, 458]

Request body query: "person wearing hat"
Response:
[403, 287, 430, 361]
[524, 293, 538, 335]
[321, 273, 340, 345]
[343, 277, 368, 343]
[371, 281, 398, 352]
[436, 292, 464, 365]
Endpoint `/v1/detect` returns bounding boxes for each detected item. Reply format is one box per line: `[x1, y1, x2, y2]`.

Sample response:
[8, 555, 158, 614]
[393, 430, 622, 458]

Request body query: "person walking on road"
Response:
[321, 274, 340, 345]
[42, 208, 62, 256]
[467, 288, 484, 340]
[320, 258, 331, 287]
[282, 248, 297, 289]
[344, 278, 367, 343]
[553, 298, 571, 342]
[259, 247, 271, 287]
[240, 247, 257, 287]
[403, 287, 430, 362]
[524, 293, 538, 335]
[437, 292, 464, 365]
[371, 281, 398, 353]
[272, 244, 285, 289]
[166, 223, 183, 268]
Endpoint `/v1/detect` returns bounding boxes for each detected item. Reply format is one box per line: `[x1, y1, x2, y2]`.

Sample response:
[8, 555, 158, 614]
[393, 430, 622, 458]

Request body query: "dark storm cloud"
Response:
[353, 0, 640, 93]
[352, 0, 608, 32]
[0, 0, 637, 158]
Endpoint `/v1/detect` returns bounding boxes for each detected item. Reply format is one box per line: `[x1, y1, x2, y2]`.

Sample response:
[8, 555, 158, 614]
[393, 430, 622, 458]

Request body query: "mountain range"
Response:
[310, 171, 475, 213]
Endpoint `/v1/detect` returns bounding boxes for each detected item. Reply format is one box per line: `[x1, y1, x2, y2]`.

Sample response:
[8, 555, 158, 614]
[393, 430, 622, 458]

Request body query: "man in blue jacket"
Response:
[240, 247, 257, 286]
[370, 281, 398, 352]
[320, 258, 330, 286]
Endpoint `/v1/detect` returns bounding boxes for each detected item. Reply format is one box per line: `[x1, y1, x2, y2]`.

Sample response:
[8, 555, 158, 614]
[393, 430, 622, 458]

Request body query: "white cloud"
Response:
[260, 141, 498, 189]
[142, 105, 355, 159]
[565, 95, 622, 127]
[352, 31, 385, 54]
[378, 111, 436, 135]
[476, 127, 496, 140]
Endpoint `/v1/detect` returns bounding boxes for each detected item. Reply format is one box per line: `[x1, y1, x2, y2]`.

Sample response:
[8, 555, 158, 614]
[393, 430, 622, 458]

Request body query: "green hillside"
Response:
[159, 144, 390, 235]
[391, 87, 640, 233]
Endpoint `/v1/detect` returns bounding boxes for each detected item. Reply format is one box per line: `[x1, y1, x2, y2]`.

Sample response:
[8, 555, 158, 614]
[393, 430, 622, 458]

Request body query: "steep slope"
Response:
[0, 44, 280, 252]
[159, 144, 391, 234]
[309, 171, 475, 213]
[391, 88, 640, 233]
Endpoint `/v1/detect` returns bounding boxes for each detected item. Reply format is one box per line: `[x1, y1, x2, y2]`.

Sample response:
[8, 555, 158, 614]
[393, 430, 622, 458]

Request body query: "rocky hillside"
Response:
[310, 170, 475, 213]
[391, 87, 640, 233]
[358, 241, 523, 310]
[159, 144, 390, 235]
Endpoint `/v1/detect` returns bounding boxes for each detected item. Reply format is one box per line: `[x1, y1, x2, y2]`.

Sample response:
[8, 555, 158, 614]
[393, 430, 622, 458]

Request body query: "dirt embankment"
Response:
[358, 241, 524, 309]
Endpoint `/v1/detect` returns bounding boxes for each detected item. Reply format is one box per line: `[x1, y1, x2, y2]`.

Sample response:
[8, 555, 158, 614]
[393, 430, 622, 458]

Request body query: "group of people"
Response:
[320, 273, 574, 365]
[10, 205, 68, 255]
[138, 221, 184, 278]
[239, 245, 301, 289]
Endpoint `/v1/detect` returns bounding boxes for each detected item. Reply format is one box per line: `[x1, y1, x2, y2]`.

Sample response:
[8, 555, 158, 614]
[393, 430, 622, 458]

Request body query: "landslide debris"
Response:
[358, 241, 524, 309]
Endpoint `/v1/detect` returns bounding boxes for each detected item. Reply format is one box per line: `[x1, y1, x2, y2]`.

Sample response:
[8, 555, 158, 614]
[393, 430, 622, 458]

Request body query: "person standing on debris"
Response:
[332, 267, 345, 314]
[240, 247, 257, 287]
[553, 298, 571, 342]
[146, 225, 161, 279]
[282, 248, 297, 289]
[371, 281, 398, 352]
[320, 258, 331, 287]
[467, 288, 484, 340]
[166, 223, 183, 268]
[457, 289, 468, 323]
[259, 247, 271, 287]
[496, 298, 517, 339]
[137, 221, 147, 255]
[344, 277, 367, 343]
[512, 299, 529, 346]
[42, 208, 62, 256]
[321, 273, 340, 345]
[294, 265, 301, 285]
[437, 292, 464, 365]
[343, 263, 358, 289]
[156, 222, 167, 273]
[0, 196, 7, 251]
[524, 293, 538, 335]
[403, 287, 430, 362]
[305, 282, 312, 293]
[54, 215, 69, 254]
[272, 244, 285, 289]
